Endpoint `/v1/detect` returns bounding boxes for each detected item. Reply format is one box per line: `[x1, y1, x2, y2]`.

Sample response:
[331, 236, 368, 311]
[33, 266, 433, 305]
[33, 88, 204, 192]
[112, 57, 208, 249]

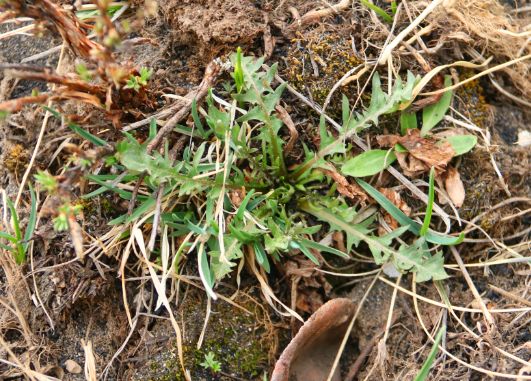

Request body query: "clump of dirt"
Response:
[160, 0, 266, 61]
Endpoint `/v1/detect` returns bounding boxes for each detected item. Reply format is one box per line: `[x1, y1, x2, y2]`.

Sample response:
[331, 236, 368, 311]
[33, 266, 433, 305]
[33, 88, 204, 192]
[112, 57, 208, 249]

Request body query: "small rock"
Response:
[65, 359, 82, 374]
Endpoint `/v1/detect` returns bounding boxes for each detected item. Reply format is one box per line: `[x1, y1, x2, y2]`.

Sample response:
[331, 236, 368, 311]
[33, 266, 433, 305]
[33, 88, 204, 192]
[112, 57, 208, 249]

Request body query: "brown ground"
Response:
[0, 1, 529, 380]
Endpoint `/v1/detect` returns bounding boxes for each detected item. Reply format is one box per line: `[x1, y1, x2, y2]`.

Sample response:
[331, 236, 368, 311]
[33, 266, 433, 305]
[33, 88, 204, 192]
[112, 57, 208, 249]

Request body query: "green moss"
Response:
[284, 31, 364, 116]
[456, 71, 492, 129]
[141, 293, 271, 381]
[3, 144, 28, 175]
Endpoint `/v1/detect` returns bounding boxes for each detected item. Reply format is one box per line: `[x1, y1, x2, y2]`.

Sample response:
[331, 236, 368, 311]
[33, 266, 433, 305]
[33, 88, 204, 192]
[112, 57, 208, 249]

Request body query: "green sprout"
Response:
[76, 63, 92, 82]
[199, 352, 221, 373]
[34, 171, 58, 193]
[125, 67, 153, 92]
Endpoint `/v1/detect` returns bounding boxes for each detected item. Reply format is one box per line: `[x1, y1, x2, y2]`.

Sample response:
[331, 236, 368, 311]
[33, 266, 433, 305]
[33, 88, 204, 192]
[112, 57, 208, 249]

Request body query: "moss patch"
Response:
[284, 30, 364, 115]
[136, 290, 273, 381]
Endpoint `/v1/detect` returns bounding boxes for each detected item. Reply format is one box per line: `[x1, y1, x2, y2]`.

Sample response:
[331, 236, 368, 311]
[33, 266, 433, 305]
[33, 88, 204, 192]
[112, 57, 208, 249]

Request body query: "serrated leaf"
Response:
[444, 134, 477, 156]
[300, 200, 449, 282]
[342, 149, 397, 177]
[368, 225, 409, 264]
[421, 75, 452, 136]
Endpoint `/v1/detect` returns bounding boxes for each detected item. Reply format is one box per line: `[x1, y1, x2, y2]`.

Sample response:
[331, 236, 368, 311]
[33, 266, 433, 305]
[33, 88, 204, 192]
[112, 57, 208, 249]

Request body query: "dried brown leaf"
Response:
[444, 166, 465, 207]
[378, 187, 411, 233]
[378, 129, 455, 175]
[321, 168, 367, 202]
[395, 151, 429, 177]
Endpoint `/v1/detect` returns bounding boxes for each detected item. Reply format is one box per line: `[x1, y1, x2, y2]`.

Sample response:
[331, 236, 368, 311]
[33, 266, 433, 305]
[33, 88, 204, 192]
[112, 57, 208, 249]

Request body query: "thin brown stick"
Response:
[146, 60, 222, 153]
[449, 246, 496, 329]
[1, 0, 104, 60]
[287, 0, 351, 30]
[128, 173, 147, 215]
[345, 313, 400, 381]
[1, 65, 105, 95]
[275, 104, 298, 155]
[0, 94, 49, 113]
[488, 284, 531, 307]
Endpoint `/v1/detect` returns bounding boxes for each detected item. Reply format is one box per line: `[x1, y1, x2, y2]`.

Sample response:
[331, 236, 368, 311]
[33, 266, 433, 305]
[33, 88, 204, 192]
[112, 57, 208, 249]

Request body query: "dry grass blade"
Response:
[379, 0, 445, 65]
[449, 246, 496, 329]
[1, 0, 103, 59]
[82, 340, 97, 381]
[132, 228, 190, 380]
[411, 276, 531, 380]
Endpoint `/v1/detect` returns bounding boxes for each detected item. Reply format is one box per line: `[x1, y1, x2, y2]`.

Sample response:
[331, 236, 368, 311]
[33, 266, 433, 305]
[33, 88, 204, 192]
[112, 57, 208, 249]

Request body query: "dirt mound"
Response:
[160, 0, 266, 59]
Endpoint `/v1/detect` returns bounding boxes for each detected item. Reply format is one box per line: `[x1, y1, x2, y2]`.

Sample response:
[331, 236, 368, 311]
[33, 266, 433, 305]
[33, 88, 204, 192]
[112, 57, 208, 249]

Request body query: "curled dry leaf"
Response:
[321, 168, 367, 203]
[444, 166, 465, 207]
[229, 187, 245, 208]
[377, 129, 455, 175]
[285, 256, 332, 314]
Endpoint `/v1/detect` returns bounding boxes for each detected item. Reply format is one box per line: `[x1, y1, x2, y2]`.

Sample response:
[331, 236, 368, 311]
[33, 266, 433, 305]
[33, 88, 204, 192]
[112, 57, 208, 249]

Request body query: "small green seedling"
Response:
[35, 170, 83, 233]
[76, 63, 92, 82]
[360, 0, 394, 23]
[233, 47, 244, 94]
[125, 67, 153, 92]
[200, 352, 221, 373]
[0, 187, 38, 264]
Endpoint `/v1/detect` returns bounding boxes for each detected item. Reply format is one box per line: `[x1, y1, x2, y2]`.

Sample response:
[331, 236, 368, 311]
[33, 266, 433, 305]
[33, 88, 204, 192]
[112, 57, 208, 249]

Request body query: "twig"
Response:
[451, 247, 496, 330]
[325, 271, 381, 381]
[146, 60, 222, 153]
[287, 0, 352, 30]
[0, 65, 105, 95]
[344, 310, 400, 381]
[0, 94, 49, 113]
[275, 104, 298, 155]
[128, 172, 147, 215]
[2, 0, 104, 60]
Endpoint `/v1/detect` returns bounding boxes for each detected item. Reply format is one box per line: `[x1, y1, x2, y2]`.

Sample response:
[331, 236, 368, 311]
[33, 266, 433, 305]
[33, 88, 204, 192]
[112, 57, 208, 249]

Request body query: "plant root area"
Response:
[0, 1, 529, 380]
